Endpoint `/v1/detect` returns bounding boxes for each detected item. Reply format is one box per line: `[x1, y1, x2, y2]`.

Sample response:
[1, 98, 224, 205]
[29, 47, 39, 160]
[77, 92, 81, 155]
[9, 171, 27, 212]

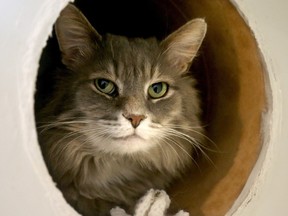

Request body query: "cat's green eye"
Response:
[94, 78, 117, 96]
[148, 82, 168, 99]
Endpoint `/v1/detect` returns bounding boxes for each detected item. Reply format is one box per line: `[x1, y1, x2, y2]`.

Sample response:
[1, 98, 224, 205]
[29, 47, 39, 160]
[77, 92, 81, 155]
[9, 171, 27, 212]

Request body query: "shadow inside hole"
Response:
[36, 0, 180, 110]
[35, 0, 265, 215]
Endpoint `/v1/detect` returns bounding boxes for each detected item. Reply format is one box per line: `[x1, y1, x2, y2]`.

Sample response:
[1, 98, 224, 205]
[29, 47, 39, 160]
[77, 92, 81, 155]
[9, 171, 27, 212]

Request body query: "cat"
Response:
[36, 3, 207, 216]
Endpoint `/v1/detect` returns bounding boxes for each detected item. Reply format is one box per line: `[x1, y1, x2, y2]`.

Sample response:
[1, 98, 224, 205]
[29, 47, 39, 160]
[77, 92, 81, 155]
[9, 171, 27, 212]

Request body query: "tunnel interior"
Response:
[35, 0, 266, 215]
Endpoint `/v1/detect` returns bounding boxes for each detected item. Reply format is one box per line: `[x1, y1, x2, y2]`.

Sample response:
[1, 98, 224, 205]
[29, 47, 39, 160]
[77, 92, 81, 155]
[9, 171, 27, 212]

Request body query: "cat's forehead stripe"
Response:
[108, 58, 153, 81]
[152, 65, 161, 79]
[107, 62, 116, 77]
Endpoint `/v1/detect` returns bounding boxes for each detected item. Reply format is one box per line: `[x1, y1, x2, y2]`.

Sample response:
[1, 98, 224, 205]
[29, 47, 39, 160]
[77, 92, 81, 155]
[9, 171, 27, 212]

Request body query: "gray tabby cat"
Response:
[36, 3, 206, 216]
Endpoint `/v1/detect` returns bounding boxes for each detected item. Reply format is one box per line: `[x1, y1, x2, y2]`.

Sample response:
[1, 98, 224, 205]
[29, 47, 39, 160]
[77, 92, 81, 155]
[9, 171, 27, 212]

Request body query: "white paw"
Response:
[146, 190, 170, 216]
[110, 189, 189, 216]
[134, 189, 157, 216]
[110, 206, 131, 216]
[174, 210, 190, 216]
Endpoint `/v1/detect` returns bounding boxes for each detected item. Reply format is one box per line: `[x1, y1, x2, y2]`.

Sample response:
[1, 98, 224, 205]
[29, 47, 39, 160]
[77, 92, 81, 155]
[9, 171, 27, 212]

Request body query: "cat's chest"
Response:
[77, 155, 150, 184]
[75, 155, 168, 202]
[94, 157, 144, 183]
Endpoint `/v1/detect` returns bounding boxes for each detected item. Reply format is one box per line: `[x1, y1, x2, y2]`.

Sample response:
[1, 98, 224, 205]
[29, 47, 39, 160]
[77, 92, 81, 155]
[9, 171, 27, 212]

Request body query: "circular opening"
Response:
[35, 0, 267, 215]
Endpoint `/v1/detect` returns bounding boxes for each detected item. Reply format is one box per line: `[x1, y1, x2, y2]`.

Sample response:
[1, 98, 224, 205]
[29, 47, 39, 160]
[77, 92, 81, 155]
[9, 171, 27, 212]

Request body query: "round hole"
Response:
[35, 0, 268, 215]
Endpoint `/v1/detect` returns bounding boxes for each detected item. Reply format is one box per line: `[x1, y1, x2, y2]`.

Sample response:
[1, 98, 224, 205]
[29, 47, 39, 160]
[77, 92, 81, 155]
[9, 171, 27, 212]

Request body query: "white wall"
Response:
[0, 0, 287, 215]
[228, 0, 288, 215]
[0, 0, 78, 215]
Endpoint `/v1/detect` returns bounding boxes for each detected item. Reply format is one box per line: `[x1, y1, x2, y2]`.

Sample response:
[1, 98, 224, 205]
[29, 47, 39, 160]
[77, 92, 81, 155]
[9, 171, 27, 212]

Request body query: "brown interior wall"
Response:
[164, 1, 266, 215]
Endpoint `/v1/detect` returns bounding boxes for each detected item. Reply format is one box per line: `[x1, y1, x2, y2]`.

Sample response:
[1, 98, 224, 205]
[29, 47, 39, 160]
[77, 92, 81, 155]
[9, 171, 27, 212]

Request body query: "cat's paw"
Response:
[134, 189, 157, 216]
[144, 190, 170, 216]
[111, 189, 189, 216]
[174, 210, 190, 216]
[133, 189, 189, 216]
[110, 206, 131, 216]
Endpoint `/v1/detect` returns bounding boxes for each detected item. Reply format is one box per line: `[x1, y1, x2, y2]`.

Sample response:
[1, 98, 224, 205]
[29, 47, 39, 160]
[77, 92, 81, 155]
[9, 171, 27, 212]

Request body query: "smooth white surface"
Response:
[0, 0, 287, 215]
[228, 0, 288, 215]
[0, 0, 79, 215]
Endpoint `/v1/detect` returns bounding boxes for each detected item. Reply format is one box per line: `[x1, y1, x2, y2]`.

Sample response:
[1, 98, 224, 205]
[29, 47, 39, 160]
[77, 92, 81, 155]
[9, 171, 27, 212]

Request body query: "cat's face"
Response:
[53, 4, 207, 155]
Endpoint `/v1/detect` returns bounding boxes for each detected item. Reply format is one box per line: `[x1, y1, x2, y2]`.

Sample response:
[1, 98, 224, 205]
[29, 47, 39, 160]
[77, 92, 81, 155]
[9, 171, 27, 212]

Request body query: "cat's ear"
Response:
[160, 19, 207, 73]
[55, 3, 102, 68]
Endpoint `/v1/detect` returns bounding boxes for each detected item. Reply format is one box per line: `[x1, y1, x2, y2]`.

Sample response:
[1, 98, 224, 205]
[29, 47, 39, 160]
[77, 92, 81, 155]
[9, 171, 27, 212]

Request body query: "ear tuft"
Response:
[55, 4, 102, 69]
[160, 19, 207, 73]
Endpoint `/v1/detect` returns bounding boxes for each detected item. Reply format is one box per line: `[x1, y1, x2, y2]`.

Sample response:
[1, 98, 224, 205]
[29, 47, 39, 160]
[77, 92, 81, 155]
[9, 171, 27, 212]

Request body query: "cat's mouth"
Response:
[112, 133, 144, 141]
[107, 132, 152, 154]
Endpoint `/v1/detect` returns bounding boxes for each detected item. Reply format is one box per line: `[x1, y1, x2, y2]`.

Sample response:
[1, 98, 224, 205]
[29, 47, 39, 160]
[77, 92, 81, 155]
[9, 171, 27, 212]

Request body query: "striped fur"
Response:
[36, 3, 206, 216]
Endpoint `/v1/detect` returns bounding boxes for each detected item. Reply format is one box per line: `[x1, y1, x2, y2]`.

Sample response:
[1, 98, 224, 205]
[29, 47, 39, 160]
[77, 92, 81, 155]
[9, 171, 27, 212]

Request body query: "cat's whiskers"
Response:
[158, 125, 215, 166]
[84, 127, 114, 147]
[151, 130, 187, 167]
[51, 127, 115, 166]
[146, 123, 200, 152]
[164, 124, 219, 156]
[173, 129, 214, 166]
[37, 118, 93, 134]
[166, 129, 206, 156]
[49, 129, 95, 162]
[167, 124, 217, 150]
[154, 139, 172, 164]
[39, 119, 113, 156]
[161, 135, 200, 168]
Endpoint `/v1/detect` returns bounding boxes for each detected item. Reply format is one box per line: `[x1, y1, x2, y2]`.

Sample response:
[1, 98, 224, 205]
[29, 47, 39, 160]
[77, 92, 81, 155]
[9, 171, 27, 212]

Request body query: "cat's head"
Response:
[52, 4, 207, 155]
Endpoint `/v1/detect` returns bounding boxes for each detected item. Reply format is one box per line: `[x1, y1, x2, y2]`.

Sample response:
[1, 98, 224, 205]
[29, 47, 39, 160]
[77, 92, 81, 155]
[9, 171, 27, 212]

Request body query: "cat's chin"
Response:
[99, 135, 155, 155]
[112, 134, 143, 142]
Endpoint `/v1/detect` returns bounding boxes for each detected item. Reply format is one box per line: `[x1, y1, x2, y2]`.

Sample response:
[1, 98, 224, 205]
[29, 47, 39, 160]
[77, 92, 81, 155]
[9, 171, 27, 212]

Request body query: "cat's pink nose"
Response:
[123, 114, 146, 128]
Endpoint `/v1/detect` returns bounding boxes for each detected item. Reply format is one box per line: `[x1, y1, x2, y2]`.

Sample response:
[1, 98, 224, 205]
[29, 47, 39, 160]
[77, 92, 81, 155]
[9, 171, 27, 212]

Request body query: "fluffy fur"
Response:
[36, 4, 207, 216]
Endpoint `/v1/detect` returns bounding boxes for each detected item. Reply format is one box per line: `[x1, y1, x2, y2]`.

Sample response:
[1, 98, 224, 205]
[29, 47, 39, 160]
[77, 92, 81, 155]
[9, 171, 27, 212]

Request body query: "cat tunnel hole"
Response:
[35, 0, 268, 215]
